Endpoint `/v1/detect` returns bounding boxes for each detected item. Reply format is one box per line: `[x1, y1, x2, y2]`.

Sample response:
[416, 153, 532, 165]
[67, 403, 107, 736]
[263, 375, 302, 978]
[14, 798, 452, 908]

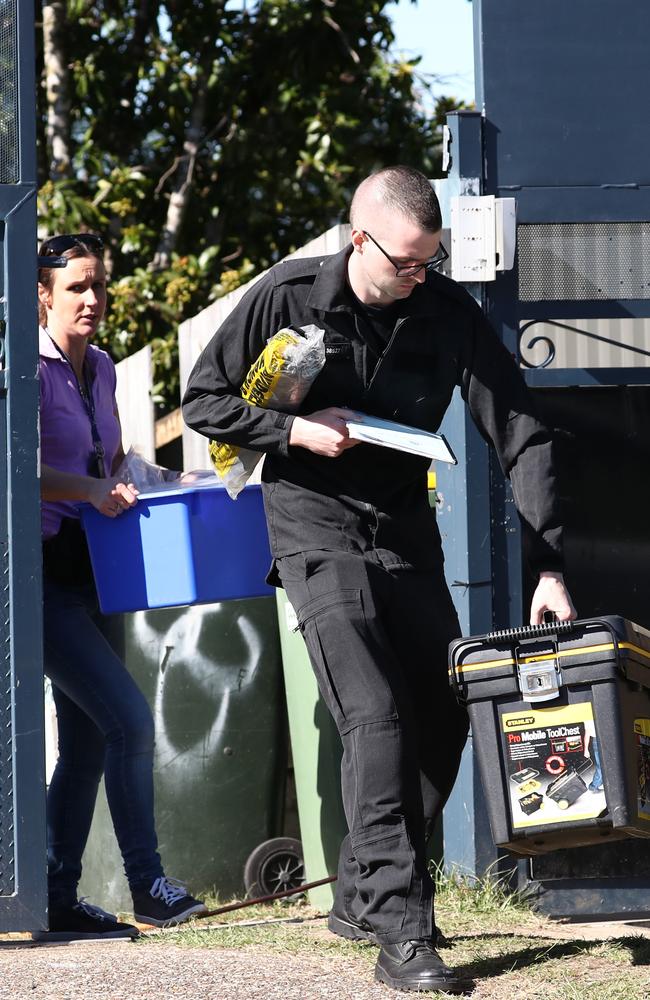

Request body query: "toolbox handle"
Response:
[447, 636, 486, 703]
[575, 756, 593, 777]
[485, 620, 575, 643]
[486, 616, 624, 649]
[448, 615, 625, 702]
[582, 617, 623, 675]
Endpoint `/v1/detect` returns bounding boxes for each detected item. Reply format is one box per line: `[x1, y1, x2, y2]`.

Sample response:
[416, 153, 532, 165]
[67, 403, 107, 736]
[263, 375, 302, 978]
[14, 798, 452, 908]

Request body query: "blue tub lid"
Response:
[79, 480, 262, 510]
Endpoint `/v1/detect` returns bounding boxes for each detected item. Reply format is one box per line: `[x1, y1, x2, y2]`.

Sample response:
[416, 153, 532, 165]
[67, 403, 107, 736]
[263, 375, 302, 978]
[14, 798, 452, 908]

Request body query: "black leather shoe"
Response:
[375, 939, 472, 994]
[328, 909, 452, 950]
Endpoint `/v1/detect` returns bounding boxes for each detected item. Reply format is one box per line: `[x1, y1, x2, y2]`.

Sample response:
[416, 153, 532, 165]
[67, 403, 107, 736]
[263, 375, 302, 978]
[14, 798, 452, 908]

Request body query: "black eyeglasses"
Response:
[362, 230, 448, 277]
[38, 233, 104, 269]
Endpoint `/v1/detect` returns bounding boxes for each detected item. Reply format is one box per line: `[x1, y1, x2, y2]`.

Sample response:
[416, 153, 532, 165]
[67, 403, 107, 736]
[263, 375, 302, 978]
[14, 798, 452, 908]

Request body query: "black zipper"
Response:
[363, 316, 408, 397]
[296, 593, 359, 632]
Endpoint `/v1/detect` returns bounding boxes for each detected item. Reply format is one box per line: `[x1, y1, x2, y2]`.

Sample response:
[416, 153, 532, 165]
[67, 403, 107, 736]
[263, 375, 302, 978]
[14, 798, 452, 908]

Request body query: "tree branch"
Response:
[150, 77, 209, 270]
[322, 13, 361, 65]
[42, 0, 72, 178]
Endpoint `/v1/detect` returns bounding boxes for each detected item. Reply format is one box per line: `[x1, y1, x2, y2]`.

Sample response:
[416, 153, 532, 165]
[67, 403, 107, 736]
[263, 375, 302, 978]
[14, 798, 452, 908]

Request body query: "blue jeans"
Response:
[43, 578, 164, 906]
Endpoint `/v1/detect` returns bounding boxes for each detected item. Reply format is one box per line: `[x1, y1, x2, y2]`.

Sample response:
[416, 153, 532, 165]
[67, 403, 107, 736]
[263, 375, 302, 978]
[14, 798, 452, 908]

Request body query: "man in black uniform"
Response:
[183, 166, 575, 994]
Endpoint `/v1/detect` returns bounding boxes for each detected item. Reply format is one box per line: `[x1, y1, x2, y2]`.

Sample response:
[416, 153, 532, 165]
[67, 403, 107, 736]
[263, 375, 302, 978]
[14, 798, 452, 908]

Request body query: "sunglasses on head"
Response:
[37, 233, 104, 269]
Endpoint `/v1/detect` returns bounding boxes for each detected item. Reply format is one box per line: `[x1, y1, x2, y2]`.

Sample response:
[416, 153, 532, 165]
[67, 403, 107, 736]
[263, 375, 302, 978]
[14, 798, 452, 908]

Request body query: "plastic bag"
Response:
[114, 446, 214, 493]
[209, 324, 325, 499]
[113, 447, 171, 491]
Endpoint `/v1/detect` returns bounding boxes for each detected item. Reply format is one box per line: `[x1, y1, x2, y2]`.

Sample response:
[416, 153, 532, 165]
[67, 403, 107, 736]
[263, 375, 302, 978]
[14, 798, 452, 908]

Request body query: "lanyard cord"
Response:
[47, 334, 107, 478]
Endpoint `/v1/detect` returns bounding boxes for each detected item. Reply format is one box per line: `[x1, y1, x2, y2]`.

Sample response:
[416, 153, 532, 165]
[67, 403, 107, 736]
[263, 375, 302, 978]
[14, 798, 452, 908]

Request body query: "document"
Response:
[345, 414, 457, 465]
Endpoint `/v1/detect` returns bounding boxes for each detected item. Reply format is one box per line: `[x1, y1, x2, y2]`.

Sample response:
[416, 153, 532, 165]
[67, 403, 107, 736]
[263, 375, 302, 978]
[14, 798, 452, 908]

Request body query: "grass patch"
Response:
[431, 863, 543, 941]
[433, 863, 535, 913]
[139, 871, 650, 999]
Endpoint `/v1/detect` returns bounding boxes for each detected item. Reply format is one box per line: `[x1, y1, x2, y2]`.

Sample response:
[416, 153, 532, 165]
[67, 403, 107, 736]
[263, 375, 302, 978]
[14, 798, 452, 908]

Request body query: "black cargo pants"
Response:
[276, 547, 469, 945]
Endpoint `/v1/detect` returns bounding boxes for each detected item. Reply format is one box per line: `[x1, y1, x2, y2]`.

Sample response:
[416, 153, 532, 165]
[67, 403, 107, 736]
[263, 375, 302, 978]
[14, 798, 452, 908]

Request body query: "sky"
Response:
[386, 0, 475, 106]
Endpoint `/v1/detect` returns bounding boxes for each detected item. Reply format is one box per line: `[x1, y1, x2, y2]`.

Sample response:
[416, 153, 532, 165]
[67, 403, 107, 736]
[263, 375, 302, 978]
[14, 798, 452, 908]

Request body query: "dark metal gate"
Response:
[438, 0, 650, 917]
[0, 0, 47, 931]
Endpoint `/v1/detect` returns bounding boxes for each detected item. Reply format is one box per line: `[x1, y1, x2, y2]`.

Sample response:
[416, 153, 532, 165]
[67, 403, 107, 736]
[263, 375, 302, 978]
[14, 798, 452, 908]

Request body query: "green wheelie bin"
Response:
[78, 596, 287, 913]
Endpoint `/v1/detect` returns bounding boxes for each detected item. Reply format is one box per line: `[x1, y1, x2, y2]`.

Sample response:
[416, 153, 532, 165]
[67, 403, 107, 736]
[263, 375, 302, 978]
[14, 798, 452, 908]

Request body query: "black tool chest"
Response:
[449, 616, 650, 855]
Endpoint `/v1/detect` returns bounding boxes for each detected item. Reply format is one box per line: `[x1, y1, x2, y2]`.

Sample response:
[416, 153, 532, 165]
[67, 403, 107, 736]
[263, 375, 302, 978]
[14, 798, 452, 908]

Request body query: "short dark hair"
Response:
[350, 166, 442, 233]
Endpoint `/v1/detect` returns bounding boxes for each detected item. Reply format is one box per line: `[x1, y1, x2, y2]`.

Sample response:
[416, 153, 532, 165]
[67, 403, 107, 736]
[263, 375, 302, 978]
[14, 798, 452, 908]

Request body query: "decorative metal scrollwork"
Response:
[518, 320, 556, 369]
[518, 316, 650, 370]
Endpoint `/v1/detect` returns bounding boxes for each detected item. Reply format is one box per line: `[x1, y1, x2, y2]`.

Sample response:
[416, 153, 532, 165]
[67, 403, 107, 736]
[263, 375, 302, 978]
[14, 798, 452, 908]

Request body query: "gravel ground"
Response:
[0, 939, 391, 1000]
[1, 918, 649, 1000]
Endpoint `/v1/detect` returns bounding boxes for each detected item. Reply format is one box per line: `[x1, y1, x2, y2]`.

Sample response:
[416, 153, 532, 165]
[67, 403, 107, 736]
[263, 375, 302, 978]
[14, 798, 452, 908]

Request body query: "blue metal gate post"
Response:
[435, 112, 503, 878]
[0, 0, 47, 931]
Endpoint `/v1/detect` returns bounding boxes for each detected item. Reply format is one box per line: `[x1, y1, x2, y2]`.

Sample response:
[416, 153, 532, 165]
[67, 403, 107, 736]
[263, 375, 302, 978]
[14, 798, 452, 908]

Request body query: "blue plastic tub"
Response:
[80, 483, 273, 613]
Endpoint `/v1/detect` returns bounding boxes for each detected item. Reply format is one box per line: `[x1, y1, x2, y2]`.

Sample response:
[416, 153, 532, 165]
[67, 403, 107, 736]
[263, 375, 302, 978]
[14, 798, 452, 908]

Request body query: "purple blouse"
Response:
[39, 326, 121, 539]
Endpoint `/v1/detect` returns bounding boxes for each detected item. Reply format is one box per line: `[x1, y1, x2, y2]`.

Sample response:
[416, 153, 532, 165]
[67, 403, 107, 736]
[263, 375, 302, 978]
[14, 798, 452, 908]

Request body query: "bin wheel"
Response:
[557, 798, 570, 810]
[244, 837, 305, 898]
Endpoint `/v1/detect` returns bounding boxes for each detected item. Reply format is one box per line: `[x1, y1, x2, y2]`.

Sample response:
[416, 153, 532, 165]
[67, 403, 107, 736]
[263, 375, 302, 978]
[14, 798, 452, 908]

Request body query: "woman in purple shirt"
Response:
[37, 234, 206, 939]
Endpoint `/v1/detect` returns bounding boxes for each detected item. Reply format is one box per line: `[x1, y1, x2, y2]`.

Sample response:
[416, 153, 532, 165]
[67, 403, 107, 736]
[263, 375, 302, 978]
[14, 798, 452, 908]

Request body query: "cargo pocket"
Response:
[351, 817, 416, 935]
[296, 588, 361, 731]
[297, 589, 360, 629]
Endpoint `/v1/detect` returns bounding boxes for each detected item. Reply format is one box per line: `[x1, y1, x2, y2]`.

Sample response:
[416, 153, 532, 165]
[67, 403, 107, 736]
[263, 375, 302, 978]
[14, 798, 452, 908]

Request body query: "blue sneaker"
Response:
[33, 898, 139, 941]
[132, 876, 207, 928]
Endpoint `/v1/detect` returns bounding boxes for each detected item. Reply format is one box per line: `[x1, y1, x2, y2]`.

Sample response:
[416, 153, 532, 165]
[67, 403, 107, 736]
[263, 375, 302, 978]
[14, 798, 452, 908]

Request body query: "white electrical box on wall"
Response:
[450, 195, 517, 282]
[451, 195, 496, 282]
[495, 197, 517, 272]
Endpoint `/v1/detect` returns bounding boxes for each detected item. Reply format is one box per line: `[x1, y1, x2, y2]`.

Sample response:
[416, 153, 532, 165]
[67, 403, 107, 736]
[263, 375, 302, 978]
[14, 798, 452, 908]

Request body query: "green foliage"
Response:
[37, 0, 466, 411]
